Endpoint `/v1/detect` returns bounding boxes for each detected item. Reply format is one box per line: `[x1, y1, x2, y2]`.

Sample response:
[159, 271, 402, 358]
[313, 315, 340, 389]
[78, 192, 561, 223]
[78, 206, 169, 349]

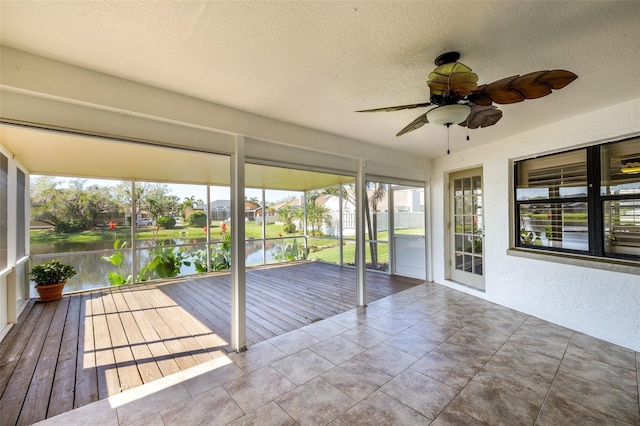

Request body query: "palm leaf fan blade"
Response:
[396, 112, 429, 136]
[467, 86, 494, 106]
[481, 76, 523, 104]
[459, 105, 502, 129]
[510, 71, 552, 99]
[536, 69, 578, 90]
[355, 102, 431, 113]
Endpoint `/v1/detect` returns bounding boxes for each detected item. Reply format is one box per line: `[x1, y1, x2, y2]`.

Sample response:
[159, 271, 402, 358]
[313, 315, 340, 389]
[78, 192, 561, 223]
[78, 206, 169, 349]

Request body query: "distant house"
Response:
[245, 200, 262, 220]
[209, 199, 265, 221]
[209, 199, 230, 221]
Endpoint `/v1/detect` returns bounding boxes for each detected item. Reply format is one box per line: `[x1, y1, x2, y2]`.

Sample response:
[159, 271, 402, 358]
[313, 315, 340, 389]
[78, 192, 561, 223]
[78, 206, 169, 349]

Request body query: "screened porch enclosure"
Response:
[1, 124, 428, 353]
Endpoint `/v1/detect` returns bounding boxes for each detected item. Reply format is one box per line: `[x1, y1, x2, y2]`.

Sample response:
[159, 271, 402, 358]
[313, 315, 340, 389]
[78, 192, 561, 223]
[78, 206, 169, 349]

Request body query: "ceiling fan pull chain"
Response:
[446, 123, 451, 155]
[466, 123, 470, 141]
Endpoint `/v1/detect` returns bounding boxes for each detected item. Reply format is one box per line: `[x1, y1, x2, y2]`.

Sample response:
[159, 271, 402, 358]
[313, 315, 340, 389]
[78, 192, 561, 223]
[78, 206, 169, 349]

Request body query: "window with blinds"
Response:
[515, 138, 639, 261]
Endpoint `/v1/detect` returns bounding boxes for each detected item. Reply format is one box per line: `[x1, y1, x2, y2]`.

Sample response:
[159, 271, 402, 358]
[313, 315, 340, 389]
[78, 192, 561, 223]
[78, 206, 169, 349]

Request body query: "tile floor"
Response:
[36, 282, 640, 425]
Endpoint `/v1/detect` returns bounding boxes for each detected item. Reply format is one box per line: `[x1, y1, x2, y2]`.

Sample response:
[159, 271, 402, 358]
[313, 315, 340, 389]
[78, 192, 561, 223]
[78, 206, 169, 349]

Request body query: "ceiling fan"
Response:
[356, 51, 578, 137]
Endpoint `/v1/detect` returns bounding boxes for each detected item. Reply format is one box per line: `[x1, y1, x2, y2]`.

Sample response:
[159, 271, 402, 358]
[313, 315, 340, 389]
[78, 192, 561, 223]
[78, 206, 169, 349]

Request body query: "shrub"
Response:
[282, 222, 297, 234]
[55, 219, 87, 233]
[188, 211, 208, 228]
[156, 215, 176, 229]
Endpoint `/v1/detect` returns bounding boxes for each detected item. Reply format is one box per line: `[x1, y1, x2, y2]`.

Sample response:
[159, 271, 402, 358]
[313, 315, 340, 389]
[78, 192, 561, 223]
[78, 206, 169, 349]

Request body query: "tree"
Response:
[365, 182, 387, 269]
[180, 195, 197, 221]
[323, 183, 387, 269]
[31, 177, 121, 232]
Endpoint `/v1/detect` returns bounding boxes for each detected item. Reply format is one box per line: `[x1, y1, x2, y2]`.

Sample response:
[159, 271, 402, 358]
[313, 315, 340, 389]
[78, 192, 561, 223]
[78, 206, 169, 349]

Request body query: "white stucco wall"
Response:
[430, 98, 640, 351]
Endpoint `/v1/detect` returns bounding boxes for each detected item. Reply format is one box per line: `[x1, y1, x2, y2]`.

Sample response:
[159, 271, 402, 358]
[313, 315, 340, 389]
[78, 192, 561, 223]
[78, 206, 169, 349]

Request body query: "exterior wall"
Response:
[430, 99, 640, 351]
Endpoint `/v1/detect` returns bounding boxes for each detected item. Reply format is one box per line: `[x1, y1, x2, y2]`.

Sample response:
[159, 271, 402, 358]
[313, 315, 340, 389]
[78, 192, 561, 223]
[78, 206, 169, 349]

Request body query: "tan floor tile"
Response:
[228, 340, 287, 373]
[536, 394, 631, 426]
[116, 383, 192, 425]
[518, 317, 573, 340]
[276, 377, 356, 425]
[559, 352, 638, 392]
[327, 310, 367, 329]
[384, 308, 428, 325]
[447, 380, 539, 425]
[160, 386, 244, 425]
[301, 319, 350, 341]
[450, 323, 513, 350]
[567, 332, 637, 370]
[380, 369, 458, 419]
[322, 359, 392, 401]
[340, 325, 391, 349]
[405, 318, 455, 343]
[427, 308, 475, 330]
[435, 336, 496, 369]
[549, 370, 639, 424]
[309, 335, 367, 364]
[272, 349, 335, 385]
[338, 391, 429, 425]
[355, 304, 391, 318]
[365, 315, 414, 335]
[182, 359, 245, 397]
[229, 401, 297, 426]
[34, 399, 118, 426]
[124, 413, 164, 426]
[224, 366, 296, 413]
[490, 343, 561, 379]
[411, 351, 479, 390]
[383, 330, 439, 357]
[473, 360, 552, 407]
[506, 331, 570, 360]
[354, 343, 418, 376]
[431, 408, 487, 426]
[269, 329, 321, 355]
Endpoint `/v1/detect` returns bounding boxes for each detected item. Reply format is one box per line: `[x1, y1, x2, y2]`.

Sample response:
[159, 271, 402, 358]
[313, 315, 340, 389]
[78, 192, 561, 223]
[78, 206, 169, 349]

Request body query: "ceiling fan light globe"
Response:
[426, 104, 471, 126]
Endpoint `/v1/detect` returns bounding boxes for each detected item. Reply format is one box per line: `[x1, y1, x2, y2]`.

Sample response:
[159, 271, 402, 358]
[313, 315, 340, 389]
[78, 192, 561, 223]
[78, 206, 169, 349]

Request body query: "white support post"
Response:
[230, 136, 247, 352]
[424, 180, 432, 282]
[261, 188, 266, 265]
[339, 184, 343, 267]
[206, 185, 211, 272]
[388, 185, 395, 276]
[356, 161, 366, 307]
[131, 180, 137, 283]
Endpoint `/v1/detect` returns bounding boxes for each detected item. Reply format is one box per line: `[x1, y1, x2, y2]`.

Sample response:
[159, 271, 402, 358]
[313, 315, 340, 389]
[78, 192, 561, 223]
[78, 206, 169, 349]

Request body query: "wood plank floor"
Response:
[0, 261, 423, 425]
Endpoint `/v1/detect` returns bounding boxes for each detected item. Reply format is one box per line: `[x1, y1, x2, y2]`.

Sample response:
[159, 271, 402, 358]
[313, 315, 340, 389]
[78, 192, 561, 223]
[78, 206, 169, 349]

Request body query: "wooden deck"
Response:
[0, 261, 423, 425]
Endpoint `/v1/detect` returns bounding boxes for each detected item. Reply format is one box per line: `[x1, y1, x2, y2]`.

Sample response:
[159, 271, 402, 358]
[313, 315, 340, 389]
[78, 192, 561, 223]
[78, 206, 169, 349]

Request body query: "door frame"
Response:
[447, 167, 485, 290]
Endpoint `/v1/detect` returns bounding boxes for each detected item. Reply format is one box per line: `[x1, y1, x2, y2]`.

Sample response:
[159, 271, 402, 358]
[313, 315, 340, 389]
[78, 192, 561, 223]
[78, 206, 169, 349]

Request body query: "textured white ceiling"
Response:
[1, 1, 639, 158]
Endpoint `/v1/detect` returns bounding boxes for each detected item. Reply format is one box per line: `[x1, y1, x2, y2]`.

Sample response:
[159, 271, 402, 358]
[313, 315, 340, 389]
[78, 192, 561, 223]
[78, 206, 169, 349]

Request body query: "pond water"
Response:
[30, 238, 275, 296]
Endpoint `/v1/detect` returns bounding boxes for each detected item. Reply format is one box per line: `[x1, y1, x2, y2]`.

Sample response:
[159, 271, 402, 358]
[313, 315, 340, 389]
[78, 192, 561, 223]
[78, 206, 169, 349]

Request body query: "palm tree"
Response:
[180, 195, 197, 220]
[365, 182, 387, 269]
[323, 183, 387, 269]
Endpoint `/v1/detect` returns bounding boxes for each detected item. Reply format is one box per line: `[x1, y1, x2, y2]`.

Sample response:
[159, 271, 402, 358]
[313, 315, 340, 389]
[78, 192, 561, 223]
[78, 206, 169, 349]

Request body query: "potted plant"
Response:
[29, 259, 77, 302]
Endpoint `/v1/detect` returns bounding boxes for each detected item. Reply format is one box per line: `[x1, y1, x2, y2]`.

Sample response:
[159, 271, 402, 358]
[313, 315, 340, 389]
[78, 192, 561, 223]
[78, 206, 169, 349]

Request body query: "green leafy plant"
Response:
[193, 231, 232, 272]
[101, 221, 133, 285]
[156, 215, 176, 229]
[271, 238, 307, 262]
[30, 259, 77, 286]
[282, 222, 297, 234]
[139, 245, 191, 280]
[188, 211, 207, 227]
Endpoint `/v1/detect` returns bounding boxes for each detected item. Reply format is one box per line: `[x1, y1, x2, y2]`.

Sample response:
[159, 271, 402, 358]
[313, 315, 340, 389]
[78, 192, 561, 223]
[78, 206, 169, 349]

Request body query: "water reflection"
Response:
[29, 238, 280, 296]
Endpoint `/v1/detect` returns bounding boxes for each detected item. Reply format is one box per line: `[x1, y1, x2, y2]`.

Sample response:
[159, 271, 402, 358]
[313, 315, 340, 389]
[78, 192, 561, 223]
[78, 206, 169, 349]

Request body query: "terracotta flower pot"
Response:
[35, 282, 66, 302]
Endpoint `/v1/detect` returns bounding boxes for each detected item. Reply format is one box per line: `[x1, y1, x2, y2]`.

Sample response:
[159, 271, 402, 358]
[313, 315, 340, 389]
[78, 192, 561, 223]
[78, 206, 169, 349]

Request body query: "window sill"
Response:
[506, 248, 640, 276]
